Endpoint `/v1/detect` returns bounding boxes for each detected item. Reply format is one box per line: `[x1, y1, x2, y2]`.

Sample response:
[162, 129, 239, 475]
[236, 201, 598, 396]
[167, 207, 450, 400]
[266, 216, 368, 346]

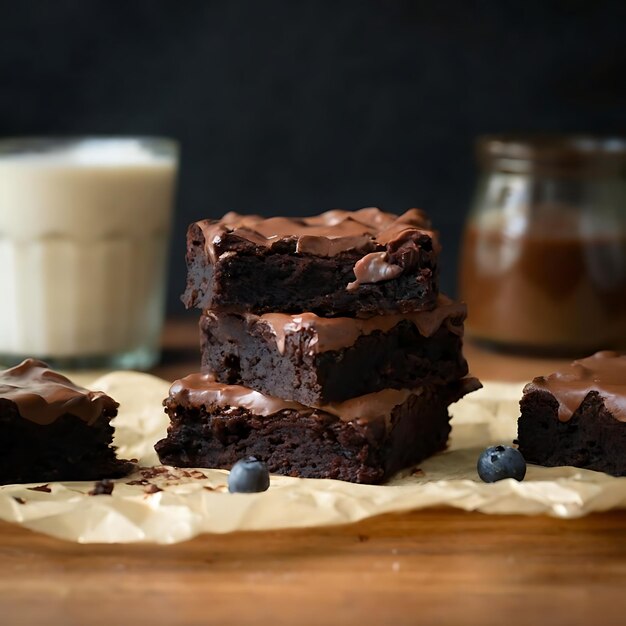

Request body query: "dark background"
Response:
[1, 0, 625, 314]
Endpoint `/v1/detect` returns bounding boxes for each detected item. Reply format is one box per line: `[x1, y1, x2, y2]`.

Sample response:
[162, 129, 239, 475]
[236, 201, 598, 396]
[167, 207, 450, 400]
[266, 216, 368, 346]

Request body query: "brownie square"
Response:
[0, 359, 133, 484]
[200, 296, 468, 405]
[517, 351, 626, 476]
[155, 374, 481, 484]
[182, 207, 439, 317]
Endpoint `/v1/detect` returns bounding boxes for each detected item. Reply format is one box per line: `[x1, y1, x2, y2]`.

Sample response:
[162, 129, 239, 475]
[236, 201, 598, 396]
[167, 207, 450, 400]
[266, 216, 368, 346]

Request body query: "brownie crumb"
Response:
[144, 484, 162, 494]
[127, 479, 150, 486]
[140, 466, 174, 479]
[185, 469, 207, 479]
[13, 496, 26, 505]
[27, 484, 51, 493]
[89, 479, 114, 496]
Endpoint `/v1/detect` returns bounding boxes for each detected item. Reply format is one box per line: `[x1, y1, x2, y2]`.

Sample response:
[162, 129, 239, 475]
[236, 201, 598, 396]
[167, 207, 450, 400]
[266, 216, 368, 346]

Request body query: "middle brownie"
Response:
[200, 296, 468, 406]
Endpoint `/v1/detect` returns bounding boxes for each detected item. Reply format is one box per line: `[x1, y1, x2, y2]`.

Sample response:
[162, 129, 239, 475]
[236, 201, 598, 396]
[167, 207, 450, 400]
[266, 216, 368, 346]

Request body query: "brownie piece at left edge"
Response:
[155, 374, 481, 484]
[200, 296, 468, 406]
[182, 207, 439, 317]
[0, 359, 134, 484]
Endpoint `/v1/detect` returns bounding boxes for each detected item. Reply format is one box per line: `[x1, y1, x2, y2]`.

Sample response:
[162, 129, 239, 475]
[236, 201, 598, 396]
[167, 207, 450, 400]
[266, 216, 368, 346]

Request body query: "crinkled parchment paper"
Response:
[1, 372, 626, 544]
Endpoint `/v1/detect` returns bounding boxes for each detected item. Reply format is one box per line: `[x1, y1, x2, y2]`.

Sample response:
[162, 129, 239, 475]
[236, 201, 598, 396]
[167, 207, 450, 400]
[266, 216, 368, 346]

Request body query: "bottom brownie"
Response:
[155, 374, 481, 484]
[0, 359, 133, 485]
[517, 351, 626, 476]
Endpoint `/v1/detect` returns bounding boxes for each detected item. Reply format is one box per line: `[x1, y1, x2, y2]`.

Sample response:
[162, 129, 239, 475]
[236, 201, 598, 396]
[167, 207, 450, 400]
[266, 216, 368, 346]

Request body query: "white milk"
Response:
[0, 138, 178, 368]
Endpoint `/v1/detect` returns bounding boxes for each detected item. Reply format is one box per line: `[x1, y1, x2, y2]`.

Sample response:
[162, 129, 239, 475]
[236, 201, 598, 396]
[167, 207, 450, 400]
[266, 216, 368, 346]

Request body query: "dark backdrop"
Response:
[1, 0, 625, 314]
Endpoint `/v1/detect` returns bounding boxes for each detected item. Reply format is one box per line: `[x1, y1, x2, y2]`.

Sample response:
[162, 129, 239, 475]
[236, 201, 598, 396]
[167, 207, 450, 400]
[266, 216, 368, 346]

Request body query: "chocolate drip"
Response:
[168, 374, 481, 426]
[0, 358, 118, 425]
[239, 296, 465, 355]
[524, 351, 626, 422]
[346, 252, 403, 291]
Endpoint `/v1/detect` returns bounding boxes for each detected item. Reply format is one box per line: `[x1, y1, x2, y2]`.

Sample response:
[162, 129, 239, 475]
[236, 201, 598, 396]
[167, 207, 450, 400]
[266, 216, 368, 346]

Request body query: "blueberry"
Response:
[228, 457, 270, 493]
[477, 445, 526, 483]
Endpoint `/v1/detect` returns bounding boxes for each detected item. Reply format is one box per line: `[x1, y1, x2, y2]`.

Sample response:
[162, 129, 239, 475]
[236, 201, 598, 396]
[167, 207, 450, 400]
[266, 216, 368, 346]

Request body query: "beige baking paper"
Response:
[1, 372, 625, 544]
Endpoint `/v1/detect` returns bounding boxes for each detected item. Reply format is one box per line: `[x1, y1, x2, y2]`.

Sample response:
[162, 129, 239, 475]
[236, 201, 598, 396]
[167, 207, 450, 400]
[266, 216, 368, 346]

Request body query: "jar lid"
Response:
[477, 134, 626, 175]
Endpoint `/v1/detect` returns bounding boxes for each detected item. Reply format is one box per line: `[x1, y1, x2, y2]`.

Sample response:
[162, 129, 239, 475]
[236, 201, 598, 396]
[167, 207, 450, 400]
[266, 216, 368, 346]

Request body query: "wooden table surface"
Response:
[1, 319, 625, 626]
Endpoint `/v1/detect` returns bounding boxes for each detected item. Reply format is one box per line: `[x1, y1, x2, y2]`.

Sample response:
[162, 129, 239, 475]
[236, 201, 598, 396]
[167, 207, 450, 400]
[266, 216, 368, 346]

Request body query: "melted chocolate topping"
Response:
[169, 374, 303, 416]
[347, 251, 403, 291]
[0, 358, 118, 425]
[524, 351, 626, 422]
[168, 373, 481, 427]
[196, 207, 437, 262]
[236, 296, 465, 355]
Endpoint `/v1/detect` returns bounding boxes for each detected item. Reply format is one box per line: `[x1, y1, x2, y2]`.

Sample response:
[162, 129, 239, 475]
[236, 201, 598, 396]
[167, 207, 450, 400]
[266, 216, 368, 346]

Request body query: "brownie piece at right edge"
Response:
[200, 296, 468, 406]
[517, 351, 626, 476]
[182, 207, 439, 317]
[155, 375, 482, 484]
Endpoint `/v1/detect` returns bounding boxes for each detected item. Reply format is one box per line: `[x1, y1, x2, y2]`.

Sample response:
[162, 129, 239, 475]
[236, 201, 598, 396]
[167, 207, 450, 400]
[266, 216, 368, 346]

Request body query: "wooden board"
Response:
[1, 510, 625, 626]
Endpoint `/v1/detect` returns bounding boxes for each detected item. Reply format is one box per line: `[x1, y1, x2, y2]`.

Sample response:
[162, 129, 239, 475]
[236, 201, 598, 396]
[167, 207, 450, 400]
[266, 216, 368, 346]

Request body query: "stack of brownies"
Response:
[155, 208, 480, 483]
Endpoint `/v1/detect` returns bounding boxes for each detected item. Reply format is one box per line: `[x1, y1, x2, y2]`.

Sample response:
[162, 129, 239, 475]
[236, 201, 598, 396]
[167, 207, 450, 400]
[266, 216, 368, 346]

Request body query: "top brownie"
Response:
[182, 207, 440, 316]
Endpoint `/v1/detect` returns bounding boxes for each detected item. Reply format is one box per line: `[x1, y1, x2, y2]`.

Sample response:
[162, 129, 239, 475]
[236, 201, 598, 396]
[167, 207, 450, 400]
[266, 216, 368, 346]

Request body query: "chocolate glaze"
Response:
[0, 358, 118, 426]
[167, 373, 481, 427]
[169, 374, 302, 416]
[233, 295, 465, 355]
[524, 351, 626, 422]
[198, 207, 434, 256]
[347, 251, 403, 291]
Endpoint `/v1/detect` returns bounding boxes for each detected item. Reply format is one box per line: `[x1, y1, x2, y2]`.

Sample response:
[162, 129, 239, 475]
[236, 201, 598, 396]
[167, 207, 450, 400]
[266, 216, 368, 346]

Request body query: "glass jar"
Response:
[460, 135, 626, 356]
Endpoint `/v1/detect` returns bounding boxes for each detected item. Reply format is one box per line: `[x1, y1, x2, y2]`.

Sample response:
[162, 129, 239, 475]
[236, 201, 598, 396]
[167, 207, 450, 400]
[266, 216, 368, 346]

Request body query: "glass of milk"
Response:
[0, 137, 178, 370]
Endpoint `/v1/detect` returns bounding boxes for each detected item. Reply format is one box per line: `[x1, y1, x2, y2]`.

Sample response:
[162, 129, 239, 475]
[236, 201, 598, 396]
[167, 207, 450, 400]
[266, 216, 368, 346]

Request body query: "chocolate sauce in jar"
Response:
[460, 135, 626, 356]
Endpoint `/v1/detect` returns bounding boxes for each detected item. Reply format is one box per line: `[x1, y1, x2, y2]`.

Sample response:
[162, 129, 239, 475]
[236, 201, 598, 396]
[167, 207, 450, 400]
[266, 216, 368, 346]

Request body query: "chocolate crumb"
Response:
[127, 479, 151, 486]
[139, 466, 180, 481]
[13, 497, 26, 505]
[145, 484, 162, 494]
[138, 465, 207, 483]
[187, 470, 207, 479]
[140, 467, 170, 479]
[89, 479, 114, 496]
[410, 468, 425, 477]
[27, 484, 51, 493]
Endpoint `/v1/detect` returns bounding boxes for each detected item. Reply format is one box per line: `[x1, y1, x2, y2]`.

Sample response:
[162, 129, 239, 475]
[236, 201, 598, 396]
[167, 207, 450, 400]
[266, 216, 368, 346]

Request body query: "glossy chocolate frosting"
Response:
[231, 295, 465, 355]
[347, 251, 404, 291]
[196, 207, 437, 262]
[0, 358, 118, 426]
[168, 373, 481, 427]
[524, 351, 626, 422]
